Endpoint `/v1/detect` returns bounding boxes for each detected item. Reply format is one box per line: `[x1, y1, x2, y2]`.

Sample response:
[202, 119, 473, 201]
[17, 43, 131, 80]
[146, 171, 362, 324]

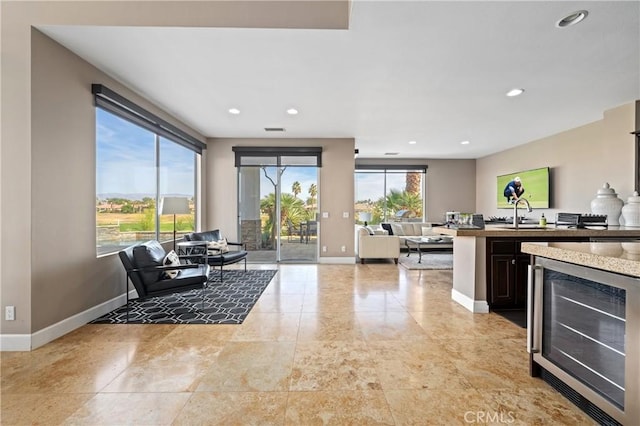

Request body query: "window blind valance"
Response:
[355, 164, 427, 172]
[232, 146, 322, 167]
[92, 84, 206, 154]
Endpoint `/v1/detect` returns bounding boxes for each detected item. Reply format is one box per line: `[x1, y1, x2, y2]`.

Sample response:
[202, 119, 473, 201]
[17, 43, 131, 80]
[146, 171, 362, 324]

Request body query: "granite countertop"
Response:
[521, 242, 640, 277]
[435, 224, 640, 238]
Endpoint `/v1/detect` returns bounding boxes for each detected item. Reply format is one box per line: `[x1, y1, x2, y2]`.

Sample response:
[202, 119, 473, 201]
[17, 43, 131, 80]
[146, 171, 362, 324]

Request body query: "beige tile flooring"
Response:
[1, 264, 596, 425]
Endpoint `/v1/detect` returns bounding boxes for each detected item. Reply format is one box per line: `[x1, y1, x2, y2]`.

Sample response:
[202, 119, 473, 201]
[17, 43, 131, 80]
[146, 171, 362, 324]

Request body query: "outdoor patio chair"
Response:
[287, 219, 303, 242]
[305, 220, 317, 244]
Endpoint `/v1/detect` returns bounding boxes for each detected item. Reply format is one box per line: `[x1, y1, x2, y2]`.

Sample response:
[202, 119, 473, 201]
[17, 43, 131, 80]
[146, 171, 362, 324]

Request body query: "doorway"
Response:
[236, 152, 319, 263]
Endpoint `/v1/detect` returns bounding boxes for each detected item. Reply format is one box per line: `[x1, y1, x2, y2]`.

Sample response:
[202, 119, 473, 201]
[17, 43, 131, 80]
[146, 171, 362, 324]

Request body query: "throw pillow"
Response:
[421, 226, 434, 236]
[390, 223, 405, 236]
[380, 223, 393, 235]
[208, 238, 229, 254]
[163, 250, 181, 279]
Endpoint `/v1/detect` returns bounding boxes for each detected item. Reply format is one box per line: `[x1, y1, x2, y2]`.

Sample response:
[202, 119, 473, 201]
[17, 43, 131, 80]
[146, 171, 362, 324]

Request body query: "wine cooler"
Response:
[528, 258, 639, 425]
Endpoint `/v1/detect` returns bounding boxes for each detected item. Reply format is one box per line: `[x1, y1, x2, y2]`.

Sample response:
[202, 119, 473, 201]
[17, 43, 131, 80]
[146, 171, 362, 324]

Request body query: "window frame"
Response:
[94, 85, 202, 256]
[354, 165, 427, 223]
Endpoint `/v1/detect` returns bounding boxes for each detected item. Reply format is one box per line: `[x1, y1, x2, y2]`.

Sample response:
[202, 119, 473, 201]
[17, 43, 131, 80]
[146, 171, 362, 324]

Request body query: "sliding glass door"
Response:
[237, 152, 319, 263]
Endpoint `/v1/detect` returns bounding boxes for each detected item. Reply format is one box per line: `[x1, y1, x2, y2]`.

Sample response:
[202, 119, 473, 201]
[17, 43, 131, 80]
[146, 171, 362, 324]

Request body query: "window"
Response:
[355, 166, 426, 224]
[95, 86, 201, 256]
[159, 137, 196, 243]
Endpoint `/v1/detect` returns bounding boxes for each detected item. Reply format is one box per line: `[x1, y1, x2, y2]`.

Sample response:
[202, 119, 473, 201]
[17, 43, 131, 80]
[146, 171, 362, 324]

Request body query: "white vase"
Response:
[590, 242, 623, 257]
[590, 183, 624, 226]
[621, 191, 640, 227]
[622, 242, 640, 260]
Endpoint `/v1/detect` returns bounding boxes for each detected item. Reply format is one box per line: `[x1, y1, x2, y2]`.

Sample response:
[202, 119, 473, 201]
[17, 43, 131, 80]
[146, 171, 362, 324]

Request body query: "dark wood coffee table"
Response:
[404, 237, 452, 263]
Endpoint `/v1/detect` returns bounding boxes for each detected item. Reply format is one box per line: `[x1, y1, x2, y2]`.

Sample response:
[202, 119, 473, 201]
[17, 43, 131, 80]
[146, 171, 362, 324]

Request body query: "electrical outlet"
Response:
[342, 212, 349, 218]
[341, 245, 346, 252]
[322, 246, 327, 252]
[322, 212, 329, 218]
[5, 306, 15, 321]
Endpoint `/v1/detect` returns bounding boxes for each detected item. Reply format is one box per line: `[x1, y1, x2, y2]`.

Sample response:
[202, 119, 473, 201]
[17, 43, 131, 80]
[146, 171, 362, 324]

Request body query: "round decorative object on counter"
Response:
[621, 191, 640, 227]
[590, 183, 624, 226]
[589, 242, 623, 257]
[621, 241, 640, 260]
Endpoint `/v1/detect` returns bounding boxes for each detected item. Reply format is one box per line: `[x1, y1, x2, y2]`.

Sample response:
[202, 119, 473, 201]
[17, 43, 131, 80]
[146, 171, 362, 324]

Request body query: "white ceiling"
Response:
[40, 1, 639, 159]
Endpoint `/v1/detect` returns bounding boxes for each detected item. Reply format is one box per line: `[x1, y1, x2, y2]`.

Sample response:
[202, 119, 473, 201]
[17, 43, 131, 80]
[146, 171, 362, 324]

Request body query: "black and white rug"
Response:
[91, 269, 277, 325]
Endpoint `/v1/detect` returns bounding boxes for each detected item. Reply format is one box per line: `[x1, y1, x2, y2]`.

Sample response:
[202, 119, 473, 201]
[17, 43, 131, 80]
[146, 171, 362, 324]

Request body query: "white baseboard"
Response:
[318, 257, 356, 264]
[1, 290, 136, 352]
[0, 334, 32, 351]
[451, 288, 489, 313]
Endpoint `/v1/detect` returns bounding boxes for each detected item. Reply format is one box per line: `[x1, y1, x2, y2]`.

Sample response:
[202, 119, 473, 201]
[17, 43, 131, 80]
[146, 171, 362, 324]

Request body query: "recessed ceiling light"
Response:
[506, 88, 525, 97]
[286, 108, 298, 115]
[408, 140, 417, 145]
[384, 152, 399, 156]
[228, 108, 240, 115]
[556, 10, 588, 28]
[460, 140, 470, 145]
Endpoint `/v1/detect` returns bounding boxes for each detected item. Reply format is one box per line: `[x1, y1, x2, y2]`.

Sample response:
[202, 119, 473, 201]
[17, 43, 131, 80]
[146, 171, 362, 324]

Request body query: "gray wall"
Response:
[28, 29, 207, 332]
[476, 103, 637, 220]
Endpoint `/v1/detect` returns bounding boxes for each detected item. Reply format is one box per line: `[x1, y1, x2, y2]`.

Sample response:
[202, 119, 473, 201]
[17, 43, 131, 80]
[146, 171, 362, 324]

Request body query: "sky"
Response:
[96, 109, 195, 198]
[355, 171, 415, 203]
[260, 166, 318, 200]
[258, 167, 417, 203]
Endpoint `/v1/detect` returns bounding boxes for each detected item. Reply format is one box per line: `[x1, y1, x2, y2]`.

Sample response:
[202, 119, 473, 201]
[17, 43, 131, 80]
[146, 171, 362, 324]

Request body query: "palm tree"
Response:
[308, 183, 317, 205]
[292, 181, 301, 198]
[405, 172, 422, 195]
[260, 192, 306, 248]
[378, 189, 423, 219]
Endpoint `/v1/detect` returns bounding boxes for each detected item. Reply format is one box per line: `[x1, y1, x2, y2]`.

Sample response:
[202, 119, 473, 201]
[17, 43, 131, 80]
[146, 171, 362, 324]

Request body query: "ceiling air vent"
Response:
[264, 127, 286, 132]
[384, 152, 399, 156]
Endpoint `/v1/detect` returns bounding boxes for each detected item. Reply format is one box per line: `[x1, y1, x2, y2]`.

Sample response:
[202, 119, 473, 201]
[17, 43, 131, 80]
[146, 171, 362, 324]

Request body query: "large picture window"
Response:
[96, 109, 197, 256]
[355, 166, 426, 224]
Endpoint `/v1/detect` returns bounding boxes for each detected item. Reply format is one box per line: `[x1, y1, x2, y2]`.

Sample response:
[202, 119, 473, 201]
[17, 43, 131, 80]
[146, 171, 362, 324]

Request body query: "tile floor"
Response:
[1, 264, 595, 425]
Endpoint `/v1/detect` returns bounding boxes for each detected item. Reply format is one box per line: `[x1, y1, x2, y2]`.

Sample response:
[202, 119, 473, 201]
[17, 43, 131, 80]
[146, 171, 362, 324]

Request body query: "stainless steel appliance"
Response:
[528, 258, 639, 425]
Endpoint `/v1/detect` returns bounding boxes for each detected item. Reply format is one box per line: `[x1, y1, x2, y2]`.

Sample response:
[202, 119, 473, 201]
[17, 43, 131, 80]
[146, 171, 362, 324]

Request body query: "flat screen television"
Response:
[497, 167, 550, 209]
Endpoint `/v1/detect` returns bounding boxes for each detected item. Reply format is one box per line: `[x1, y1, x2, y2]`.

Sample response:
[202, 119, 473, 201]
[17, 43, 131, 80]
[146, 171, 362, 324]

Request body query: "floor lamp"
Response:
[159, 196, 190, 252]
[360, 212, 372, 226]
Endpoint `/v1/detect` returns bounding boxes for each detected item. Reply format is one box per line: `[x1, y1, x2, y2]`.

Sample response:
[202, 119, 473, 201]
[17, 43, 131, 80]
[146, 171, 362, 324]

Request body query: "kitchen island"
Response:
[435, 224, 640, 313]
[520, 241, 640, 424]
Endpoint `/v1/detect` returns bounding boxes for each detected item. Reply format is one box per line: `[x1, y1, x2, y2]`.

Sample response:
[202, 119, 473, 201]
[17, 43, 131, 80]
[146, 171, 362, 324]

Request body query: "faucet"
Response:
[513, 198, 533, 229]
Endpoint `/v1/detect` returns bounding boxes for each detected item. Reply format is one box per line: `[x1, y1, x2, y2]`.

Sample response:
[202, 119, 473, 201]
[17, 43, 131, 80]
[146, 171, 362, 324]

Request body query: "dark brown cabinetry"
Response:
[486, 236, 590, 310]
[487, 240, 528, 309]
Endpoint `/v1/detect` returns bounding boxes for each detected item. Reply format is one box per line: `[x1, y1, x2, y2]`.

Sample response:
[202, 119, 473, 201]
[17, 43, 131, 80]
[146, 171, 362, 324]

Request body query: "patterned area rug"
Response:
[91, 270, 277, 324]
[398, 252, 453, 270]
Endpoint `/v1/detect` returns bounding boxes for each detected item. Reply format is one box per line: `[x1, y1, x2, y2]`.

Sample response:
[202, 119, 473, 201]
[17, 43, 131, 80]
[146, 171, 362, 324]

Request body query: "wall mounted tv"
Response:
[497, 167, 550, 209]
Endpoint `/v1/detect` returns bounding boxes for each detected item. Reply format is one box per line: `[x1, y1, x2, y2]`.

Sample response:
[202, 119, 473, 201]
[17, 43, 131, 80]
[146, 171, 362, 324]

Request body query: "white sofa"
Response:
[355, 226, 400, 264]
[383, 222, 453, 250]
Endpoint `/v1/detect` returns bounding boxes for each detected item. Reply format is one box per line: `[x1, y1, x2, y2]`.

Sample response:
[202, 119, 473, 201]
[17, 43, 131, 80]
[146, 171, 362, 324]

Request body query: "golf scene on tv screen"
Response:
[497, 167, 550, 209]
